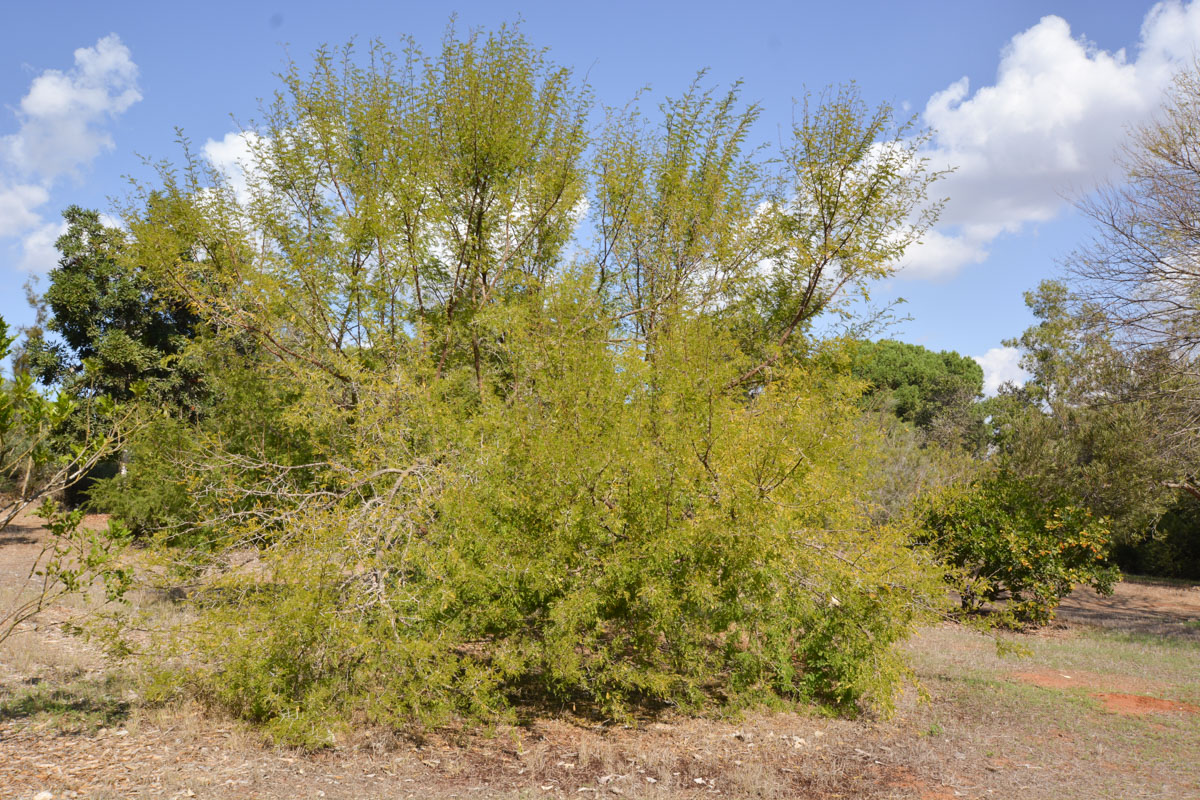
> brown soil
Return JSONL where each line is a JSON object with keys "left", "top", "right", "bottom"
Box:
{"left": 1093, "top": 693, "right": 1200, "bottom": 716}
{"left": 0, "top": 710, "right": 962, "bottom": 800}
{"left": 879, "top": 766, "right": 956, "bottom": 800}
{"left": 1055, "top": 580, "right": 1200, "bottom": 639}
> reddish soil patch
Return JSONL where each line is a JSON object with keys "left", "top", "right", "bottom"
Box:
{"left": 1010, "top": 671, "right": 1199, "bottom": 717}
{"left": 1009, "top": 669, "right": 1155, "bottom": 694}
{"left": 1093, "top": 693, "right": 1200, "bottom": 716}
{"left": 881, "top": 765, "right": 956, "bottom": 799}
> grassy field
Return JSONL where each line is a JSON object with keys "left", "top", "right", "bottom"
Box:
{"left": 2, "top": 518, "right": 1198, "bottom": 799}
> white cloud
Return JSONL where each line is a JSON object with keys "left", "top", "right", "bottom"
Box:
{"left": 2, "top": 34, "right": 141, "bottom": 180}
{"left": 901, "top": 1, "right": 1200, "bottom": 279}
{"left": 0, "top": 35, "right": 141, "bottom": 280}
{"left": 17, "top": 220, "right": 68, "bottom": 274}
{"left": 900, "top": 227, "right": 989, "bottom": 279}
{"left": 0, "top": 182, "right": 49, "bottom": 238}
{"left": 974, "top": 346, "right": 1028, "bottom": 395}
{"left": 203, "top": 131, "right": 264, "bottom": 205}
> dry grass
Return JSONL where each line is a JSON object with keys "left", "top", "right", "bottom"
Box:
{"left": 2, "top": 514, "right": 1199, "bottom": 799}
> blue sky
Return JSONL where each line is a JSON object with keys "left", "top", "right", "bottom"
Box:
{"left": 1, "top": 0, "right": 1192, "bottom": 389}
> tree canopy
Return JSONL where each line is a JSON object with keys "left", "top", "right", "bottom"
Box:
{"left": 23, "top": 205, "right": 204, "bottom": 411}
{"left": 851, "top": 339, "right": 985, "bottom": 449}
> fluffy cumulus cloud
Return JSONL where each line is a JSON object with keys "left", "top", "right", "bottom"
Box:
{"left": 973, "top": 346, "right": 1027, "bottom": 395}
{"left": 901, "top": 1, "right": 1200, "bottom": 279}
{"left": 0, "top": 183, "right": 49, "bottom": 239}
{"left": 3, "top": 34, "right": 141, "bottom": 180}
{"left": 17, "top": 220, "right": 69, "bottom": 274}
{"left": 0, "top": 35, "right": 140, "bottom": 273}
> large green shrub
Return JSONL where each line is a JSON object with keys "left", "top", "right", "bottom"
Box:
{"left": 166, "top": 291, "right": 942, "bottom": 744}
{"left": 119, "top": 26, "right": 945, "bottom": 742}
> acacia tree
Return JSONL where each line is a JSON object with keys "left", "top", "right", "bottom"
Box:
{"left": 123, "top": 27, "right": 946, "bottom": 741}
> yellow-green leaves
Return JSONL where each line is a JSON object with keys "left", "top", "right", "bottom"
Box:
{"left": 123, "top": 26, "right": 947, "bottom": 739}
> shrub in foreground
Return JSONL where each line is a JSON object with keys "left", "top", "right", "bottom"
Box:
{"left": 162, "top": 309, "right": 942, "bottom": 744}
{"left": 121, "top": 26, "right": 945, "bottom": 743}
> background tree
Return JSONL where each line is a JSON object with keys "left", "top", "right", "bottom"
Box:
{"left": 23, "top": 205, "right": 204, "bottom": 411}
{"left": 851, "top": 339, "right": 986, "bottom": 451}
{"left": 15, "top": 205, "right": 211, "bottom": 515}
{"left": 917, "top": 470, "right": 1118, "bottom": 625}
{"left": 1063, "top": 61, "right": 1200, "bottom": 502}
{"left": 965, "top": 279, "right": 1200, "bottom": 579}
{"left": 990, "top": 282, "right": 1174, "bottom": 540}
{"left": 979, "top": 63, "right": 1200, "bottom": 580}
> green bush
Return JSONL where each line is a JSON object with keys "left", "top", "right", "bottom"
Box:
{"left": 166, "top": 297, "right": 942, "bottom": 742}
{"left": 918, "top": 472, "right": 1119, "bottom": 624}
{"left": 85, "top": 423, "right": 191, "bottom": 536}
{"left": 121, "top": 26, "right": 946, "bottom": 742}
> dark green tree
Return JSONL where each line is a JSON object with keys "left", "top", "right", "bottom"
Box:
{"left": 851, "top": 339, "right": 986, "bottom": 450}
{"left": 992, "top": 282, "right": 1179, "bottom": 545}
{"left": 989, "top": 280, "right": 1200, "bottom": 577}
{"left": 23, "top": 206, "right": 204, "bottom": 412}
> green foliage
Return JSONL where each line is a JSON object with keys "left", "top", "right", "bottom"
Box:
{"left": 23, "top": 206, "right": 204, "bottom": 409}
{"left": 0, "top": 497, "right": 133, "bottom": 644}
{"left": 89, "top": 344, "right": 314, "bottom": 538}
{"left": 862, "top": 410, "right": 977, "bottom": 526}
{"left": 2, "top": 315, "right": 125, "bottom": 512}
{"left": 992, "top": 281, "right": 1182, "bottom": 550}
{"left": 85, "top": 416, "right": 194, "bottom": 535}
{"left": 173, "top": 312, "right": 939, "bottom": 739}
{"left": 1, "top": 323, "right": 74, "bottom": 494}
{"left": 1113, "top": 496, "right": 1200, "bottom": 580}
{"left": 1, "top": 314, "right": 137, "bottom": 646}
{"left": 918, "top": 471, "right": 1119, "bottom": 625}
{"left": 851, "top": 339, "right": 985, "bottom": 451}
{"left": 35, "top": 498, "right": 133, "bottom": 600}
{"left": 114, "top": 25, "right": 947, "bottom": 741}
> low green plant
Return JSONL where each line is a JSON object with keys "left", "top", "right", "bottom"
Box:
{"left": 1, "top": 316, "right": 135, "bottom": 646}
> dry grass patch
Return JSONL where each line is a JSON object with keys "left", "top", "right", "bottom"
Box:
{"left": 4, "top": 517, "right": 1200, "bottom": 799}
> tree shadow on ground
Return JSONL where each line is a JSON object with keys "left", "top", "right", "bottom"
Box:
{"left": 0, "top": 520, "right": 41, "bottom": 546}
{"left": 0, "top": 677, "right": 131, "bottom": 730}
{"left": 1056, "top": 579, "right": 1200, "bottom": 641}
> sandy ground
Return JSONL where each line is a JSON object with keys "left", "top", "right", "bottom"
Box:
{"left": 1055, "top": 578, "right": 1200, "bottom": 639}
